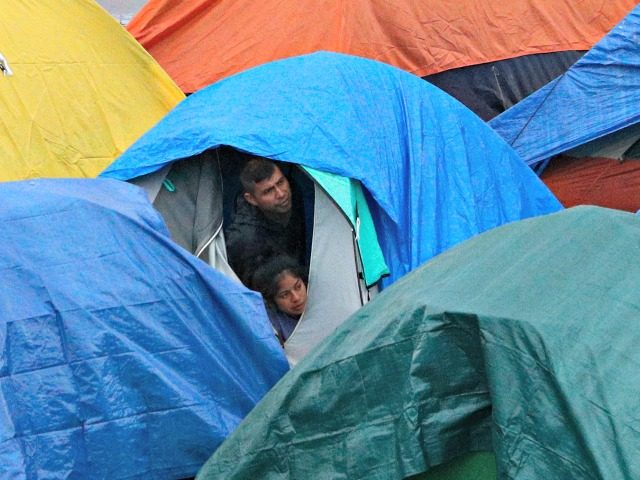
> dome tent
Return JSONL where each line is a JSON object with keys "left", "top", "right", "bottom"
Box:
{"left": 490, "top": 5, "right": 640, "bottom": 212}
{"left": 0, "top": 0, "right": 184, "bottom": 181}
{"left": 125, "top": 0, "right": 634, "bottom": 119}
{"left": 196, "top": 206, "right": 640, "bottom": 479}
{"left": 101, "top": 52, "right": 561, "bottom": 364}
{"left": 0, "top": 178, "right": 288, "bottom": 479}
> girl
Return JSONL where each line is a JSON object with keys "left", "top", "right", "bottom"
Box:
{"left": 250, "top": 254, "right": 308, "bottom": 345}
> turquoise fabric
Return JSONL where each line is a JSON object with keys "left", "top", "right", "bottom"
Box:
{"left": 304, "top": 166, "right": 389, "bottom": 286}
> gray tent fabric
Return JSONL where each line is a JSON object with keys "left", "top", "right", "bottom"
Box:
{"left": 151, "top": 153, "right": 223, "bottom": 257}
{"left": 196, "top": 206, "right": 640, "bottom": 480}
{"left": 284, "top": 184, "right": 367, "bottom": 365}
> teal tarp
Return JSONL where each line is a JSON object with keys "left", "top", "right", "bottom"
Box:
{"left": 197, "top": 206, "right": 640, "bottom": 479}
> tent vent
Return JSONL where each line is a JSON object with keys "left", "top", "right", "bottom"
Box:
{"left": 0, "top": 53, "right": 13, "bottom": 76}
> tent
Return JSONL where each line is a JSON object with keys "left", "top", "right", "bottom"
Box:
{"left": 0, "top": 178, "right": 288, "bottom": 479}
{"left": 196, "top": 205, "right": 640, "bottom": 480}
{"left": 101, "top": 51, "right": 562, "bottom": 364}
{"left": 125, "top": 0, "right": 634, "bottom": 119}
{"left": 490, "top": 5, "right": 640, "bottom": 212}
{"left": 0, "top": 0, "right": 184, "bottom": 181}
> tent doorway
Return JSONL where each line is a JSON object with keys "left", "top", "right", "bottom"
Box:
{"left": 131, "top": 147, "right": 386, "bottom": 364}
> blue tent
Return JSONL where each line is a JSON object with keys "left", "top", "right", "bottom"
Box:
{"left": 101, "top": 51, "right": 561, "bottom": 288}
{"left": 490, "top": 5, "right": 640, "bottom": 168}
{"left": 0, "top": 178, "right": 288, "bottom": 479}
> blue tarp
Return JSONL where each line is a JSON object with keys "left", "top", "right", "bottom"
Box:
{"left": 0, "top": 178, "right": 289, "bottom": 479}
{"left": 101, "top": 51, "right": 562, "bottom": 286}
{"left": 489, "top": 5, "right": 640, "bottom": 167}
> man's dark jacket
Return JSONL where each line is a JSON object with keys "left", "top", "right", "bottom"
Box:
{"left": 225, "top": 193, "right": 306, "bottom": 285}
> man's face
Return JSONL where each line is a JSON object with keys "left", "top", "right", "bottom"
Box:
{"left": 244, "top": 165, "right": 292, "bottom": 214}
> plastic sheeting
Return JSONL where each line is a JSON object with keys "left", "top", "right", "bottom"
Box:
{"left": 126, "top": 0, "right": 635, "bottom": 93}
{"left": 101, "top": 52, "right": 562, "bottom": 287}
{"left": 0, "top": 179, "right": 289, "bottom": 479}
{"left": 197, "top": 206, "right": 640, "bottom": 480}
{"left": 540, "top": 155, "right": 640, "bottom": 211}
{"left": 0, "top": 0, "right": 184, "bottom": 181}
{"left": 490, "top": 5, "right": 640, "bottom": 167}
{"left": 424, "top": 51, "right": 585, "bottom": 121}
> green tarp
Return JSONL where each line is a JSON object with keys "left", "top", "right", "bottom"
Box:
{"left": 197, "top": 206, "right": 640, "bottom": 479}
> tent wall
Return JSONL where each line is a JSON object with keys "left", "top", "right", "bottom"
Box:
{"left": 489, "top": 5, "right": 640, "bottom": 167}
{"left": 0, "top": 0, "right": 184, "bottom": 181}
{"left": 425, "top": 51, "right": 584, "bottom": 121}
{"left": 284, "top": 184, "right": 368, "bottom": 365}
{"left": 541, "top": 155, "right": 640, "bottom": 212}
{"left": 127, "top": 0, "right": 634, "bottom": 93}
{"left": 134, "top": 152, "right": 223, "bottom": 256}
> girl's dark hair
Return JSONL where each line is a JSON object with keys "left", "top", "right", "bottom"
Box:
{"left": 250, "top": 254, "right": 308, "bottom": 309}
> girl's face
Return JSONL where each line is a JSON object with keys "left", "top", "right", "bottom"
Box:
{"left": 274, "top": 272, "right": 307, "bottom": 316}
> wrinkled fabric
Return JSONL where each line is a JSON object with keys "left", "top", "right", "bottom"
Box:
{"left": 101, "top": 52, "right": 562, "bottom": 288}
{"left": 540, "top": 155, "right": 640, "bottom": 212}
{"left": 0, "top": 0, "right": 183, "bottom": 181}
{"left": 424, "top": 50, "right": 585, "bottom": 121}
{"left": 197, "top": 206, "right": 640, "bottom": 480}
{"left": 490, "top": 5, "right": 640, "bottom": 167}
{"left": 0, "top": 178, "right": 289, "bottom": 479}
{"left": 126, "top": 0, "right": 634, "bottom": 93}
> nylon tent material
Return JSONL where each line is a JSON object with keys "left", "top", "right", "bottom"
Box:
{"left": 196, "top": 205, "right": 640, "bottom": 480}
{"left": 424, "top": 50, "right": 586, "bottom": 121}
{"left": 127, "top": 0, "right": 634, "bottom": 95}
{"left": 0, "top": 0, "right": 184, "bottom": 181}
{"left": 490, "top": 5, "right": 640, "bottom": 167}
{"left": 0, "top": 178, "right": 289, "bottom": 479}
{"left": 489, "top": 5, "right": 640, "bottom": 211}
{"left": 101, "top": 51, "right": 562, "bottom": 288}
{"left": 538, "top": 154, "right": 640, "bottom": 211}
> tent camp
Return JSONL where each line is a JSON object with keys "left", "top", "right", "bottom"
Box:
{"left": 196, "top": 205, "right": 640, "bottom": 480}
{"left": 125, "top": 0, "right": 635, "bottom": 119}
{"left": 0, "top": 0, "right": 184, "bottom": 181}
{"left": 0, "top": 178, "right": 288, "bottom": 479}
{"left": 490, "top": 5, "right": 640, "bottom": 212}
{"left": 101, "top": 52, "right": 562, "bottom": 364}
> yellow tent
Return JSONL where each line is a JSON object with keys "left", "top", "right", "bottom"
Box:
{"left": 0, "top": 0, "right": 184, "bottom": 181}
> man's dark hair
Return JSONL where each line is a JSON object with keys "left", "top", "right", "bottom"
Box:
{"left": 240, "top": 157, "right": 277, "bottom": 193}
{"left": 250, "top": 254, "right": 308, "bottom": 309}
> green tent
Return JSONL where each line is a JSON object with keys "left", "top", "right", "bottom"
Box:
{"left": 197, "top": 206, "right": 640, "bottom": 479}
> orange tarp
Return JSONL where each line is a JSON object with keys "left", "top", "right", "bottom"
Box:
{"left": 128, "top": 0, "right": 636, "bottom": 93}
{"left": 542, "top": 156, "right": 640, "bottom": 212}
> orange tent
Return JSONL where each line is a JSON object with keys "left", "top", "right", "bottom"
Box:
{"left": 129, "top": 0, "right": 636, "bottom": 95}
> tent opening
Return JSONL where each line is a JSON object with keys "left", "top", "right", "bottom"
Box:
{"left": 130, "top": 146, "right": 387, "bottom": 364}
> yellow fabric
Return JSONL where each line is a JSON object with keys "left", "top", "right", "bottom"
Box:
{"left": 0, "top": 0, "right": 184, "bottom": 181}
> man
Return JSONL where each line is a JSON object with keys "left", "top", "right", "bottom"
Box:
{"left": 225, "top": 157, "right": 307, "bottom": 285}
